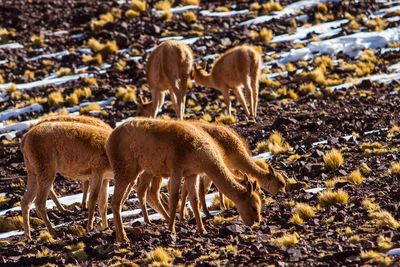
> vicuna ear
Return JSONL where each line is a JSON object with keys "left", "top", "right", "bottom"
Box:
{"left": 236, "top": 170, "right": 244, "bottom": 177}
{"left": 252, "top": 180, "right": 258, "bottom": 191}
{"left": 268, "top": 165, "right": 276, "bottom": 176}
{"left": 139, "top": 94, "right": 145, "bottom": 105}
{"left": 202, "top": 61, "right": 207, "bottom": 69}
{"left": 245, "top": 174, "right": 253, "bottom": 195}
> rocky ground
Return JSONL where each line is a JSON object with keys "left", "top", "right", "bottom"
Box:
{"left": 0, "top": 0, "right": 400, "bottom": 266}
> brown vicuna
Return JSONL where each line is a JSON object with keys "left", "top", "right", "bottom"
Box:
{"left": 36, "top": 115, "right": 112, "bottom": 211}
{"left": 192, "top": 45, "right": 262, "bottom": 118}
{"left": 20, "top": 121, "right": 113, "bottom": 240}
{"left": 134, "top": 121, "right": 286, "bottom": 222}
{"left": 136, "top": 40, "right": 193, "bottom": 119}
{"left": 106, "top": 118, "right": 261, "bottom": 242}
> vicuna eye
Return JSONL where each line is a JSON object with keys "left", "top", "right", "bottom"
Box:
{"left": 252, "top": 207, "right": 257, "bottom": 212}
{"left": 279, "top": 181, "right": 285, "bottom": 187}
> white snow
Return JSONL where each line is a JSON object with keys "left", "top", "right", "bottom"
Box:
{"left": 0, "top": 43, "right": 24, "bottom": 49}
{"left": 200, "top": 9, "right": 249, "bottom": 17}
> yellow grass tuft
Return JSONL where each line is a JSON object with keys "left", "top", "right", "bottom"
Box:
{"left": 347, "top": 169, "right": 363, "bottom": 184}
{"left": 298, "top": 82, "right": 316, "bottom": 95}
{"left": 0, "top": 28, "right": 15, "bottom": 44}
{"left": 348, "top": 20, "right": 360, "bottom": 30}
{"left": 37, "top": 230, "right": 55, "bottom": 243}
{"left": 250, "top": 28, "right": 273, "bottom": 43}
{"left": 183, "top": 11, "right": 196, "bottom": 23}
{"left": 370, "top": 210, "right": 400, "bottom": 229}
{"left": 389, "top": 161, "right": 400, "bottom": 174}
{"left": 125, "top": 9, "right": 140, "bottom": 19}
{"left": 325, "top": 177, "right": 347, "bottom": 188}
{"left": 260, "top": 1, "right": 283, "bottom": 15}
{"left": 271, "top": 232, "right": 299, "bottom": 247}
{"left": 154, "top": 0, "right": 171, "bottom": 10}
{"left": 30, "top": 35, "right": 45, "bottom": 47}
{"left": 361, "top": 250, "right": 393, "bottom": 267}
{"left": 215, "top": 6, "right": 230, "bottom": 12}
{"left": 131, "top": 0, "right": 146, "bottom": 12}
{"left": 213, "top": 215, "right": 224, "bottom": 224}
{"left": 68, "top": 225, "right": 86, "bottom": 236}
{"left": 289, "top": 214, "right": 304, "bottom": 224}
{"left": 182, "top": 0, "right": 199, "bottom": 5}
{"left": 158, "top": 11, "right": 173, "bottom": 20}
{"left": 347, "top": 235, "right": 360, "bottom": 243}
{"left": 144, "top": 247, "right": 173, "bottom": 266}
{"left": 82, "top": 53, "right": 102, "bottom": 65}
{"left": 294, "top": 203, "right": 315, "bottom": 220}
{"left": 79, "top": 104, "right": 100, "bottom": 114}
{"left": 215, "top": 114, "right": 235, "bottom": 125}
{"left": 0, "top": 215, "right": 23, "bottom": 232}
{"left": 362, "top": 198, "right": 381, "bottom": 214}
{"left": 377, "top": 235, "right": 392, "bottom": 252}
{"left": 318, "top": 189, "right": 348, "bottom": 207}
{"left": 0, "top": 240, "right": 10, "bottom": 246}
{"left": 360, "top": 162, "right": 372, "bottom": 176}
{"left": 317, "top": 3, "right": 328, "bottom": 13}
{"left": 24, "top": 70, "right": 35, "bottom": 81}
{"left": 323, "top": 148, "right": 344, "bottom": 171}
{"left": 48, "top": 91, "right": 64, "bottom": 108}
{"left": 256, "top": 131, "right": 291, "bottom": 155}
{"left": 365, "top": 18, "right": 388, "bottom": 31}
{"left": 57, "top": 67, "right": 71, "bottom": 77}
{"left": 210, "top": 193, "right": 235, "bottom": 210}
{"left": 113, "top": 59, "right": 127, "bottom": 72}
{"left": 115, "top": 86, "right": 137, "bottom": 102}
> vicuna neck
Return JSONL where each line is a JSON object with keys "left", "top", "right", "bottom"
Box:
{"left": 205, "top": 164, "right": 248, "bottom": 202}
{"left": 195, "top": 70, "right": 216, "bottom": 88}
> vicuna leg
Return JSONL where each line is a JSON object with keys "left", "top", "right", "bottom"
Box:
{"left": 168, "top": 175, "right": 182, "bottom": 233}
{"left": 34, "top": 166, "right": 57, "bottom": 237}
{"left": 49, "top": 186, "right": 67, "bottom": 212}
{"left": 151, "top": 88, "right": 166, "bottom": 118}
{"left": 136, "top": 172, "right": 154, "bottom": 225}
{"left": 86, "top": 172, "right": 103, "bottom": 232}
{"left": 232, "top": 87, "right": 251, "bottom": 117}
{"left": 199, "top": 176, "right": 212, "bottom": 218}
{"left": 221, "top": 87, "right": 232, "bottom": 116}
{"left": 111, "top": 163, "right": 141, "bottom": 242}
{"left": 147, "top": 176, "right": 170, "bottom": 222}
{"left": 98, "top": 179, "right": 110, "bottom": 230}
{"left": 21, "top": 165, "right": 38, "bottom": 241}
{"left": 186, "top": 175, "right": 206, "bottom": 233}
{"left": 81, "top": 180, "right": 89, "bottom": 210}
{"left": 244, "top": 76, "right": 255, "bottom": 118}
{"left": 180, "top": 181, "right": 189, "bottom": 220}
{"left": 251, "top": 73, "right": 259, "bottom": 118}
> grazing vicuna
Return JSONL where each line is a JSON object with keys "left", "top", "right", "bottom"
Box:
{"left": 134, "top": 121, "right": 286, "bottom": 222}
{"left": 192, "top": 45, "right": 262, "bottom": 118}
{"left": 136, "top": 40, "right": 193, "bottom": 119}
{"left": 106, "top": 118, "right": 261, "bottom": 242}
{"left": 36, "top": 115, "right": 112, "bottom": 211}
{"left": 20, "top": 121, "right": 113, "bottom": 240}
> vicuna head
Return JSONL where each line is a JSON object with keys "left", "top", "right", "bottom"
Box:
{"left": 236, "top": 174, "right": 262, "bottom": 226}
{"left": 136, "top": 95, "right": 154, "bottom": 117}
{"left": 192, "top": 62, "right": 207, "bottom": 83}
{"left": 261, "top": 165, "right": 286, "bottom": 195}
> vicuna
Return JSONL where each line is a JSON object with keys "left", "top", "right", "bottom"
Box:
{"left": 137, "top": 40, "right": 193, "bottom": 119}
{"left": 192, "top": 45, "right": 262, "bottom": 118}
{"left": 106, "top": 118, "right": 261, "bottom": 242}
{"left": 20, "top": 121, "right": 113, "bottom": 240}
{"left": 36, "top": 115, "right": 112, "bottom": 211}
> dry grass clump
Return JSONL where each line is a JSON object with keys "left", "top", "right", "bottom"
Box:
{"left": 182, "top": 0, "right": 199, "bottom": 5}
{"left": 115, "top": 86, "right": 137, "bottom": 102}
{"left": 87, "top": 38, "right": 118, "bottom": 57}
{"left": 348, "top": 20, "right": 360, "bottom": 30}
{"left": 250, "top": 28, "right": 274, "bottom": 43}
{"left": 90, "top": 12, "right": 114, "bottom": 31}
{"left": 377, "top": 235, "right": 392, "bottom": 252}
{"left": 347, "top": 168, "right": 363, "bottom": 184}
{"left": 361, "top": 250, "right": 393, "bottom": 267}
{"left": 183, "top": 11, "right": 196, "bottom": 23}
{"left": 215, "top": 6, "right": 230, "bottom": 12}
{"left": 66, "top": 87, "right": 91, "bottom": 106}
{"left": 0, "top": 28, "right": 15, "bottom": 43}
{"left": 131, "top": 0, "right": 146, "bottom": 12}
{"left": 154, "top": 0, "right": 172, "bottom": 10}
{"left": 365, "top": 18, "right": 388, "bottom": 31}
{"left": 144, "top": 247, "right": 173, "bottom": 266}
{"left": 210, "top": 193, "right": 235, "bottom": 210}
{"left": 202, "top": 114, "right": 212, "bottom": 122}
{"left": 318, "top": 189, "right": 348, "bottom": 207}
{"left": 24, "top": 70, "right": 35, "bottom": 81}
{"left": 260, "top": 76, "right": 281, "bottom": 87}
{"left": 317, "top": 3, "right": 328, "bottom": 13}
{"left": 260, "top": 1, "right": 283, "bottom": 15}
{"left": 360, "top": 162, "right": 372, "bottom": 176}
{"left": 347, "top": 235, "right": 360, "bottom": 243}
{"left": 68, "top": 225, "right": 86, "bottom": 236}
{"left": 0, "top": 215, "right": 23, "bottom": 232}
{"left": 82, "top": 77, "right": 97, "bottom": 85}
{"left": 30, "top": 34, "right": 45, "bottom": 48}
{"left": 289, "top": 213, "right": 304, "bottom": 224}
{"left": 48, "top": 91, "right": 64, "bottom": 108}
{"left": 57, "top": 67, "right": 72, "bottom": 77}
{"left": 37, "top": 230, "right": 55, "bottom": 243}
{"left": 113, "top": 59, "right": 127, "bottom": 72}
{"left": 294, "top": 203, "right": 315, "bottom": 220}
{"left": 323, "top": 148, "right": 344, "bottom": 171}
{"left": 370, "top": 210, "right": 400, "bottom": 229}
{"left": 82, "top": 53, "right": 102, "bottom": 65}
{"left": 271, "top": 232, "right": 299, "bottom": 247}
{"left": 256, "top": 131, "right": 291, "bottom": 155}
{"left": 389, "top": 161, "right": 400, "bottom": 174}
{"left": 158, "top": 11, "right": 173, "bottom": 21}
{"left": 79, "top": 103, "right": 100, "bottom": 114}
{"left": 215, "top": 114, "right": 235, "bottom": 125}
{"left": 299, "top": 82, "right": 316, "bottom": 95}
{"left": 125, "top": 9, "right": 140, "bottom": 19}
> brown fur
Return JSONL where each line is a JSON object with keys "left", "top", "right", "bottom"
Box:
{"left": 192, "top": 45, "right": 262, "bottom": 118}
{"left": 36, "top": 115, "right": 112, "bottom": 211}
{"left": 20, "top": 121, "right": 113, "bottom": 240}
{"left": 106, "top": 118, "right": 261, "bottom": 242}
{"left": 137, "top": 40, "right": 193, "bottom": 119}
